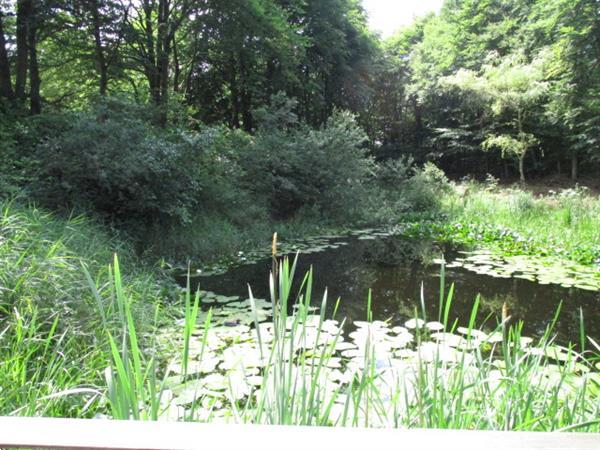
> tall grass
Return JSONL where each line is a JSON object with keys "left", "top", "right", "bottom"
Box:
{"left": 92, "top": 254, "right": 600, "bottom": 431}
{"left": 444, "top": 183, "right": 600, "bottom": 263}
{"left": 141, "top": 210, "right": 337, "bottom": 264}
{"left": 0, "top": 201, "right": 161, "bottom": 417}
{"left": 1, "top": 200, "right": 599, "bottom": 430}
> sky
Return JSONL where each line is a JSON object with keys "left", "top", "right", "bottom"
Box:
{"left": 362, "top": 0, "right": 444, "bottom": 38}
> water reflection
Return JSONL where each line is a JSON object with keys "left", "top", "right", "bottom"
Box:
{"left": 191, "top": 236, "right": 600, "bottom": 344}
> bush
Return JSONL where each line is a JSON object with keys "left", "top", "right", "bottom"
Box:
{"left": 0, "top": 110, "right": 74, "bottom": 198}
{"left": 364, "top": 159, "right": 451, "bottom": 222}
{"left": 31, "top": 100, "right": 204, "bottom": 226}
{"left": 403, "top": 162, "right": 451, "bottom": 211}
{"left": 178, "top": 125, "right": 267, "bottom": 225}
{"left": 239, "top": 97, "right": 372, "bottom": 221}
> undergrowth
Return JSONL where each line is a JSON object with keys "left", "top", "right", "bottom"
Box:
{"left": 412, "top": 183, "right": 600, "bottom": 265}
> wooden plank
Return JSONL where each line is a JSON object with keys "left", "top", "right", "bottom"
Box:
{"left": 0, "top": 417, "right": 599, "bottom": 450}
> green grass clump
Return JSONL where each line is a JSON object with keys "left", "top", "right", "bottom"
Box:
{"left": 141, "top": 209, "right": 338, "bottom": 265}
{"left": 0, "top": 200, "right": 163, "bottom": 416}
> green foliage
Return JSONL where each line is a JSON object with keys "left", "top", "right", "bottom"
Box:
{"left": 482, "top": 133, "right": 539, "bottom": 160}
{"left": 0, "top": 200, "right": 163, "bottom": 416}
{"left": 441, "top": 52, "right": 550, "bottom": 180}
{"left": 401, "top": 162, "right": 451, "bottom": 213}
{"left": 239, "top": 100, "right": 372, "bottom": 220}
{"left": 429, "top": 183, "right": 600, "bottom": 265}
{"left": 30, "top": 101, "right": 203, "bottom": 225}
{"left": 377, "top": 0, "right": 599, "bottom": 180}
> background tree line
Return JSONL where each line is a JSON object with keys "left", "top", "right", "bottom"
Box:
{"left": 0, "top": 0, "right": 376, "bottom": 127}
{"left": 0, "top": 0, "right": 598, "bottom": 248}
{"left": 375, "top": 0, "right": 599, "bottom": 181}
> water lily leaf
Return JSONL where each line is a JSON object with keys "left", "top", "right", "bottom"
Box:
{"left": 171, "top": 380, "right": 225, "bottom": 405}
{"left": 168, "top": 356, "right": 220, "bottom": 375}
{"left": 395, "top": 349, "right": 417, "bottom": 359}
{"left": 405, "top": 318, "right": 425, "bottom": 330}
{"left": 430, "top": 332, "right": 468, "bottom": 348}
{"left": 391, "top": 326, "right": 410, "bottom": 335}
{"left": 214, "top": 295, "right": 240, "bottom": 304}
{"left": 456, "top": 327, "right": 488, "bottom": 340}
{"left": 387, "top": 334, "right": 414, "bottom": 348}
{"left": 220, "top": 344, "right": 269, "bottom": 370}
{"left": 417, "top": 342, "right": 466, "bottom": 363}
{"left": 354, "top": 320, "right": 389, "bottom": 329}
{"left": 425, "top": 321, "right": 445, "bottom": 332}
{"left": 485, "top": 332, "right": 504, "bottom": 344}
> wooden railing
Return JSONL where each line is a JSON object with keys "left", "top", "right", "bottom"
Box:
{"left": 1, "top": 417, "right": 600, "bottom": 450}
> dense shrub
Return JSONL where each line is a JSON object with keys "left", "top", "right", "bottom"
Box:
{"left": 31, "top": 100, "right": 204, "bottom": 226}
{"left": 365, "top": 159, "right": 451, "bottom": 222}
{"left": 2, "top": 95, "right": 449, "bottom": 261}
{"left": 366, "top": 157, "right": 415, "bottom": 222}
{"left": 0, "top": 114, "right": 20, "bottom": 198}
{"left": 179, "top": 125, "right": 267, "bottom": 225}
{"left": 404, "top": 162, "right": 452, "bottom": 211}
{"left": 239, "top": 96, "right": 372, "bottom": 221}
{"left": 0, "top": 110, "right": 75, "bottom": 198}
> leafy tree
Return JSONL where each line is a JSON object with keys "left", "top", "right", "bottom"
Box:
{"left": 443, "top": 51, "right": 549, "bottom": 182}
{"left": 238, "top": 94, "right": 371, "bottom": 220}
{"left": 536, "top": 0, "right": 600, "bottom": 179}
{"left": 122, "top": 0, "right": 195, "bottom": 125}
{"left": 184, "top": 0, "right": 302, "bottom": 130}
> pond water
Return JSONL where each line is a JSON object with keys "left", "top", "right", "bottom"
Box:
{"left": 190, "top": 235, "right": 600, "bottom": 344}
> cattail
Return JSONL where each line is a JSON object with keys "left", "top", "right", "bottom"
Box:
{"left": 271, "top": 232, "right": 278, "bottom": 258}
{"left": 501, "top": 301, "right": 510, "bottom": 345}
{"left": 271, "top": 232, "right": 279, "bottom": 305}
{"left": 502, "top": 302, "right": 510, "bottom": 324}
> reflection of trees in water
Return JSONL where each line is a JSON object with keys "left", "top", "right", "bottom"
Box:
{"left": 477, "top": 292, "right": 522, "bottom": 327}
{"left": 194, "top": 236, "right": 600, "bottom": 343}
{"left": 362, "top": 236, "right": 442, "bottom": 267}
{"left": 328, "top": 265, "right": 379, "bottom": 327}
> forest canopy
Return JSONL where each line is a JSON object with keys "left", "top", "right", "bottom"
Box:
{"left": 0, "top": 0, "right": 599, "bottom": 226}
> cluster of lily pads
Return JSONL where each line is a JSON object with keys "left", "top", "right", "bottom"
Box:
{"left": 183, "top": 222, "right": 600, "bottom": 298}
{"left": 437, "top": 249, "right": 600, "bottom": 292}
{"left": 183, "top": 228, "right": 400, "bottom": 277}
{"left": 401, "top": 220, "right": 600, "bottom": 267}
{"left": 154, "top": 283, "right": 600, "bottom": 427}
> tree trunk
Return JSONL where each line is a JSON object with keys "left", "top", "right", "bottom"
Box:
{"left": 157, "top": 37, "right": 170, "bottom": 126}
{"left": 239, "top": 52, "right": 253, "bottom": 132}
{"left": 517, "top": 112, "right": 526, "bottom": 183}
{"left": 142, "top": 0, "right": 159, "bottom": 105}
{"left": 0, "top": 11, "right": 14, "bottom": 100}
{"left": 412, "top": 96, "right": 423, "bottom": 147}
{"left": 155, "top": 0, "right": 170, "bottom": 126}
{"left": 571, "top": 152, "right": 578, "bottom": 181}
{"left": 15, "top": 0, "right": 31, "bottom": 101}
{"left": 90, "top": 0, "right": 108, "bottom": 96}
{"left": 518, "top": 152, "right": 526, "bottom": 183}
{"left": 172, "top": 35, "right": 180, "bottom": 93}
{"left": 229, "top": 54, "right": 240, "bottom": 128}
{"left": 28, "top": 8, "right": 41, "bottom": 115}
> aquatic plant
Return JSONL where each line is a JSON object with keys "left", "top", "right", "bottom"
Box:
{"left": 143, "top": 256, "right": 600, "bottom": 430}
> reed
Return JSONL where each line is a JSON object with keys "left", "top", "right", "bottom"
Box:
{"left": 1, "top": 201, "right": 598, "bottom": 430}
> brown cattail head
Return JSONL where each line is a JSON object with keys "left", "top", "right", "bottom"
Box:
{"left": 502, "top": 302, "right": 510, "bottom": 324}
{"left": 272, "top": 232, "right": 278, "bottom": 258}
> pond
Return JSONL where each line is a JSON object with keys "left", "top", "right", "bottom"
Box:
{"left": 188, "top": 233, "right": 600, "bottom": 345}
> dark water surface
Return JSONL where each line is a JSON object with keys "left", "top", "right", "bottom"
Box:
{"left": 191, "top": 236, "right": 600, "bottom": 344}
